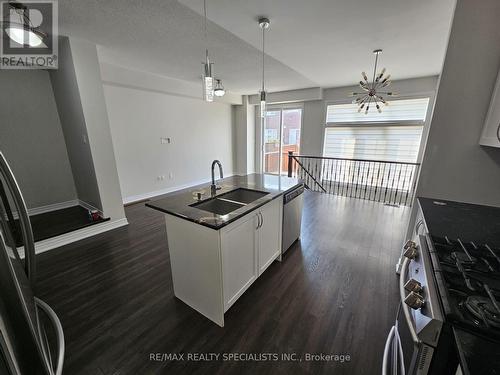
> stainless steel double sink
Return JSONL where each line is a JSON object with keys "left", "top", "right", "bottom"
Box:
{"left": 190, "top": 188, "right": 269, "bottom": 215}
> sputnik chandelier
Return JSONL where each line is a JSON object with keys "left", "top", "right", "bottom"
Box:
{"left": 349, "top": 49, "right": 397, "bottom": 114}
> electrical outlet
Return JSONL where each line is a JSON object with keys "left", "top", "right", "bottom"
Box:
{"left": 160, "top": 137, "right": 172, "bottom": 144}
{"left": 82, "top": 134, "right": 88, "bottom": 144}
{"left": 168, "top": 172, "right": 173, "bottom": 179}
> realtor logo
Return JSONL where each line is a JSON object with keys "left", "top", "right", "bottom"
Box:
{"left": 0, "top": 0, "right": 58, "bottom": 69}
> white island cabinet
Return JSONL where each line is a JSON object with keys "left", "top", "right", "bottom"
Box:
{"left": 164, "top": 197, "right": 282, "bottom": 327}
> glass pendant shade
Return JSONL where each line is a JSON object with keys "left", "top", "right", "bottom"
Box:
{"left": 202, "top": 57, "right": 214, "bottom": 102}
{"left": 5, "top": 24, "right": 44, "bottom": 47}
{"left": 260, "top": 91, "right": 266, "bottom": 118}
{"left": 214, "top": 79, "right": 225, "bottom": 97}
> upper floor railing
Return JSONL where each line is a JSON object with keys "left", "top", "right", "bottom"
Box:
{"left": 287, "top": 152, "right": 420, "bottom": 206}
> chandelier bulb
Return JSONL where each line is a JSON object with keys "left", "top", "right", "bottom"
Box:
{"left": 362, "top": 72, "right": 368, "bottom": 81}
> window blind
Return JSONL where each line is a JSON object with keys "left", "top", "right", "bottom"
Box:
{"left": 326, "top": 98, "right": 430, "bottom": 124}
{"left": 323, "top": 126, "right": 423, "bottom": 163}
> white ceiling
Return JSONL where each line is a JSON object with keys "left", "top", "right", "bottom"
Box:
{"left": 57, "top": 0, "right": 455, "bottom": 95}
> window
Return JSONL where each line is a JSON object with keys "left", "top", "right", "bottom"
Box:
{"left": 263, "top": 107, "right": 302, "bottom": 175}
{"left": 323, "top": 98, "right": 429, "bottom": 163}
{"left": 326, "top": 98, "right": 429, "bottom": 125}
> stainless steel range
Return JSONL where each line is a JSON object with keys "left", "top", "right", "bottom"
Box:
{"left": 385, "top": 198, "right": 500, "bottom": 375}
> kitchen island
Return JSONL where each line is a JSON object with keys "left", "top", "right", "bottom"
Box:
{"left": 146, "top": 174, "right": 303, "bottom": 326}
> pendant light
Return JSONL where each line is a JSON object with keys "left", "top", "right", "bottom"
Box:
{"left": 349, "top": 49, "right": 398, "bottom": 114}
{"left": 202, "top": 0, "right": 214, "bottom": 102}
{"left": 258, "top": 18, "right": 270, "bottom": 118}
{"left": 3, "top": 2, "right": 46, "bottom": 47}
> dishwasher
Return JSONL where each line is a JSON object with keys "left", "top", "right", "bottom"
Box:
{"left": 282, "top": 185, "right": 304, "bottom": 254}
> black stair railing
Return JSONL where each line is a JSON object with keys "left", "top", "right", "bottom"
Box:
{"left": 288, "top": 151, "right": 420, "bottom": 207}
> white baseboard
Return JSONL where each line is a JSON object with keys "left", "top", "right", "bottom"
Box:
{"left": 12, "top": 199, "right": 79, "bottom": 219}
{"left": 78, "top": 199, "right": 103, "bottom": 216}
{"left": 17, "top": 218, "right": 129, "bottom": 257}
{"left": 123, "top": 174, "right": 235, "bottom": 204}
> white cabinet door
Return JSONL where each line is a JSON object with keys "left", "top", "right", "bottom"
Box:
{"left": 480, "top": 69, "right": 500, "bottom": 147}
{"left": 220, "top": 213, "right": 258, "bottom": 311}
{"left": 258, "top": 198, "right": 282, "bottom": 275}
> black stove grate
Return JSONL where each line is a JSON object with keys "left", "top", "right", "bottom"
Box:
{"left": 429, "top": 235, "right": 500, "bottom": 339}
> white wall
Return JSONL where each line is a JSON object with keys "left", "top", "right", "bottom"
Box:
{"left": 0, "top": 70, "right": 77, "bottom": 209}
{"left": 102, "top": 66, "right": 234, "bottom": 203}
{"left": 50, "top": 37, "right": 102, "bottom": 211}
{"left": 416, "top": 0, "right": 500, "bottom": 206}
{"left": 233, "top": 96, "right": 255, "bottom": 175}
{"left": 68, "top": 38, "right": 127, "bottom": 221}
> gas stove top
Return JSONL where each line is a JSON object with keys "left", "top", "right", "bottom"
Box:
{"left": 408, "top": 198, "right": 500, "bottom": 374}
{"left": 429, "top": 236, "right": 500, "bottom": 338}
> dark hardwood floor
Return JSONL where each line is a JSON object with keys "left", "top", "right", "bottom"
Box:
{"left": 36, "top": 191, "right": 410, "bottom": 375}
{"left": 14, "top": 205, "right": 108, "bottom": 246}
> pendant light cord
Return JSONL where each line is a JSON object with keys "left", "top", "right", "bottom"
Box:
{"left": 203, "top": 0, "right": 209, "bottom": 61}
{"left": 261, "top": 26, "right": 265, "bottom": 92}
{"left": 372, "top": 52, "right": 379, "bottom": 88}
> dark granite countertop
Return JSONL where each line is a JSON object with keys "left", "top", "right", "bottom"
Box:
{"left": 146, "top": 174, "right": 303, "bottom": 230}
{"left": 418, "top": 197, "right": 500, "bottom": 247}
{"left": 453, "top": 327, "right": 500, "bottom": 375}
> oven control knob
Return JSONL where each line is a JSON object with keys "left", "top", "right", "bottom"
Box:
{"left": 404, "top": 240, "right": 417, "bottom": 249}
{"left": 404, "top": 292, "right": 425, "bottom": 310}
{"left": 403, "top": 245, "right": 418, "bottom": 260}
{"left": 404, "top": 279, "right": 423, "bottom": 293}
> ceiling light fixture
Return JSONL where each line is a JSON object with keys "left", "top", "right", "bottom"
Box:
{"left": 258, "top": 17, "right": 269, "bottom": 118}
{"left": 3, "top": 2, "right": 46, "bottom": 47}
{"left": 201, "top": 0, "right": 214, "bottom": 102}
{"left": 214, "top": 79, "right": 225, "bottom": 97}
{"left": 349, "top": 49, "right": 397, "bottom": 114}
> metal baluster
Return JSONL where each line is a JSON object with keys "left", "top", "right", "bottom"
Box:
{"left": 392, "top": 163, "right": 398, "bottom": 204}
{"left": 320, "top": 160, "right": 328, "bottom": 192}
{"left": 352, "top": 161, "right": 360, "bottom": 198}
{"left": 383, "top": 163, "right": 391, "bottom": 203}
{"left": 403, "top": 165, "right": 413, "bottom": 206}
{"left": 364, "top": 161, "right": 369, "bottom": 199}
{"left": 356, "top": 161, "right": 362, "bottom": 199}
{"left": 369, "top": 162, "right": 375, "bottom": 200}
{"left": 393, "top": 164, "right": 402, "bottom": 205}
{"left": 338, "top": 159, "right": 343, "bottom": 195}
{"left": 398, "top": 164, "right": 408, "bottom": 206}
{"left": 350, "top": 159, "right": 354, "bottom": 197}
{"left": 306, "top": 159, "right": 310, "bottom": 190}
{"left": 340, "top": 160, "right": 347, "bottom": 196}
{"left": 377, "top": 162, "right": 384, "bottom": 202}
{"left": 328, "top": 159, "right": 332, "bottom": 194}
{"left": 333, "top": 159, "right": 338, "bottom": 195}
{"left": 373, "top": 162, "right": 380, "bottom": 201}
{"left": 363, "top": 161, "right": 370, "bottom": 200}
{"left": 409, "top": 165, "right": 419, "bottom": 206}
{"left": 314, "top": 160, "right": 319, "bottom": 192}
{"left": 358, "top": 161, "right": 365, "bottom": 199}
